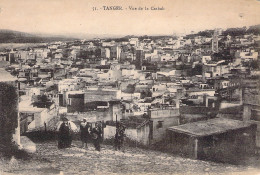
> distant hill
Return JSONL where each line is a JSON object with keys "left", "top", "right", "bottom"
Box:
{"left": 222, "top": 24, "right": 260, "bottom": 36}
{"left": 0, "top": 29, "right": 78, "bottom": 43}
{"left": 184, "top": 24, "right": 260, "bottom": 39}
{"left": 104, "top": 35, "right": 172, "bottom": 42}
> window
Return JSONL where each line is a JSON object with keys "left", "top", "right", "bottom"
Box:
{"left": 157, "top": 121, "right": 163, "bottom": 129}
{"left": 67, "top": 99, "right": 71, "bottom": 105}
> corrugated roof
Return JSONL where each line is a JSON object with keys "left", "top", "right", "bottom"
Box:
{"left": 168, "top": 118, "right": 254, "bottom": 137}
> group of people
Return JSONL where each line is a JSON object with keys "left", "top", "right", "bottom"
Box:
{"left": 58, "top": 118, "right": 126, "bottom": 152}
{"left": 79, "top": 119, "right": 102, "bottom": 151}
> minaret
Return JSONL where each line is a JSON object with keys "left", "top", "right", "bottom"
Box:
{"left": 212, "top": 29, "right": 219, "bottom": 53}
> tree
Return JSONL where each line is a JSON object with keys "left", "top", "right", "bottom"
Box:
{"left": 32, "top": 95, "right": 53, "bottom": 108}
{"left": 197, "top": 30, "right": 214, "bottom": 37}
{"left": 95, "top": 48, "right": 101, "bottom": 57}
{"left": 222, "top": 27, "right": 246, "bottom": 36}
{"left": 192, "top": 64, "right": 203, "bottom": 75}
{"left": 251, "top": 60, "right": 260, "bottom": 70}
{"left": 124, "top": 84, "right": 135, "bottom": 93}
{"left": 0, "top": 82, "right": 18, "bottom": 156}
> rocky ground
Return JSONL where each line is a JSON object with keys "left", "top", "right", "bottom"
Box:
{"left": 0, "top": 141, "right": 260, "bottom": 175}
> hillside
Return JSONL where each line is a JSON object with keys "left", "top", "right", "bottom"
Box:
{"left": 185, "top": 24, "right": 260, "bottom": 39}
{"left": 0, "top": 30, "right": 78, "bottom": 43}
{"left": 1, "top": 140, "right": 258, "bottom": 175}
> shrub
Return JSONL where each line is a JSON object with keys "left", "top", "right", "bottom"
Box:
{"left": 0, "top": 141, "right": 31, "bottom": 160}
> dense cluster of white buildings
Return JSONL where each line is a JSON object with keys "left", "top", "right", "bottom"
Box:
{"left": 1, "top": 28, "right": 260, "bottom": 150}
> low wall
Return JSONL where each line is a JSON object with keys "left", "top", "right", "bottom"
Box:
{"left": 180, "top": 106, "right": 217, "bottom": 115}
{"left": 66, "top": 110, "right": 111, "bottom": 122}
{"left": 220, "top": 102, "right": 241, "bottom": 109}
{"left": 104, "top": 126, "right": 138, "bottom": 141}
{"left": 149, "top": 108, "right": 179, "bottom": 118}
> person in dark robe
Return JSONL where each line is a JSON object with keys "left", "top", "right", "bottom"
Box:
{"left": 80, "top": 119, "right": 90, "bottom": 149}
{"left": 91, "top": 123, "right": 101, "bottom": 151}
{"left": 58, "top": 120, "right": 71, "bottom": 149}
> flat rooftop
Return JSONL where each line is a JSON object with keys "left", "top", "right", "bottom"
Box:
{"left": 168, "top": 118, "right": 254, "bottom": 137}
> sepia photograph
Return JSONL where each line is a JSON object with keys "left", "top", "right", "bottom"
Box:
{"left": 0, "top": 0, "right": 260, "bottom": 174}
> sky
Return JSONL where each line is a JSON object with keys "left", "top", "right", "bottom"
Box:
{"left": 0, "top": 0, "right": 260, "bottom": 36}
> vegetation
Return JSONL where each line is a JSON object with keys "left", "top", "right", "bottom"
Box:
{"left": 242, "top": 60, "right": 260, "bottom": 70}
{"left": 104, "top": 35, "right": 172, "bottom": 43}
{"left": 185, "top": 30, "right": 214, "bottom": 39}
{"left": 185, "top": 24, "right": 260, "bottom": 39}
{"left": 222, "top": 25, "right": 260, "bottom": 36}
{"left": 124, "top": 84, "right": 136, "bottom": 93}
{"left": 0, "top": 82, "right": 29, "bottom": 159}
{"left": 192, "top": 64, "right": 203, "bottom": 75}
{"left": 32, "top": 95, "right": 53, "bottom": 108}
{"left": 222, "top": 27, "right": 247, "bottom": 36}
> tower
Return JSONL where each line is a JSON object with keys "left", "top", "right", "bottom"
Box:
{"left": 212, "top": 29, "right": 219, "bottom": 53}
{"left": 135, "top": 49, "right": 144, "bottom": 70}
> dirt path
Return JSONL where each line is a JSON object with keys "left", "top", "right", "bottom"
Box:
{"left": 1, "top": 141, "right": 259, "bottom": 175}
